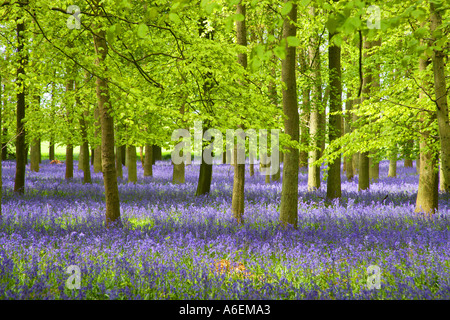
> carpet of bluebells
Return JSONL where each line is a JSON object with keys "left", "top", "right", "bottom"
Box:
{"left": 1, "top": 159, "right": 450, "bottom": 300}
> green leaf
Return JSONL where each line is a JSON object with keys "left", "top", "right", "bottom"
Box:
{"left": 281, "top": 1, "right": 293, "bottom": 16}
{"left": 286, "top": 36, "right": 300, "bottom": 47}
{"left": 137, "top": 23, "right": 149, "bottom": 38}
{"left": 169, "top": 13, "right": 181, "bottom": 23}
{"left": 233, "top": 13, "right": 244, "bottom": 22}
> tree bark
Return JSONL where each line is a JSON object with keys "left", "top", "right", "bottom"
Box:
{"left": 14, "top": 18, "right": 27, "bottom": 193}
{"left": 65, "top": 80, "right": 74, "bottom": 180}
{"left": 78, "top": 99, "right": 91, "bottom": 184}
{"left": 415, "top": 51, "right": 438, "bottom": 215}
{"left": 78, "top": 144, "right": 84, "bottom": 170}
{"left": 358, "top": 39, "right": 372, "bottom": 191}
{"left": 93, "top": 106, "right": 102, "bottom": 173}
{"left": 299, "top": 48, "right": 310, "bottom": 169}
{"left": 388, "top": 145, "right": 397, "bottom": 178}
{"left": 93, "top": 27, "right": 121, "bottom": 227}
{"left": 30, "top": 138, "right": 40, "bottom": 172}
{"left": 430, "top": 2, "right": 450, "bottom": 194}
{"left": 144, "top": 144, "right": 153, "bottom": 177}
{"left": 326, "top": 31, "right": 342, "bottom": 199}
{"left": 279, "top": 1, "right": 299, "bottom": 228}
{"left": 115, "top": 144, "right": 123, "bottom": 180}
{"left": 307, "top": 7, "right": 322, "bottom": 191}
{"left": 120, "top": 145, "right": 126, "bottom": 166}
{"left": 344, "top": 92, "right": 354, "bottom": 181}
{"left": 65, "top": 144, "right": 73, "bottom": 180}
{"left": 231, "top": 1, "right": 247, "bottom": 224}
{"left": 195, "top": 144, "right": 213, "bottom": 196}
{"left": 126, "top": 145, "right": 137, "bottom": 183}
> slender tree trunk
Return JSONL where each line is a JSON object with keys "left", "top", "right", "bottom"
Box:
{"left": 405, "top": 159, "right": 413, "bottom": 167}
{"left": 231, "top": 1, "right": 247, "bottom": 224}
{"left": 115, "top": 145, "right": 123, "bottom": 180}
{"left": 139, "top": 146, "right": 144, "bottom": 168}
{"left": 144, "top": 144, "right": 153, "bottom": 177}
{"left": 91, "top": 146, "right": 94, "bottom": 165}
{"left": 78, "top": 145, "right": 84, "bottom": 170}
{"left": 65, "top": 80, "right": 74, "bottom": 180}
{"left": 440, "top": 155, "right": 446, "bottom": 192}
{"left": 126, "top": 145, "right": 137, "bottom": 183}
{"left": 65, "top": 145, "right": 73, "bottom": 180}
{"left": 49, "top": 139, "right": 55, "bottom": 161}
{"left": 173, "top": 102, "right": 186, "bottom": 183}
{"left": 93, "top": 27, "right": 121, "bottom": 227}
{"left": 93, "top": 106, "right": 102, "bottom": 173}
{"left": 30, "top": 95, "right": 40, "bottom": 172}
{"left": 195, "top": 146, "right": 213, "bottom": 196}
{"left": 0, "top": 76, "right": 2, "bottom": 216}
{"left": 38, "top": 138, "right": 41, "bottom": 164}
{"left": 154, "top": 145, "right": 162, "bottom": 161}
{"left": 14, "top": 18, "right": 27, "bottom": 193}
{"left": 30, "top": 138, "right": 39, "bottom": 172}
{"left": 388, "top": 145, "right": 397, "bottom": 178}
{"left": 415, "top": 50, "right": 438, "bottom": 215}
{"left": 345, "top": 93, "right": 354, "bottom": 181}
{"left": 1, "top": 127, "right": 7, "bottom": 161}
{"left": 79, "top": 103, "right": 91, "bottom": 184}
{"left": 299, "top": 48, "right": 310, "bottom": 169}
{"left": 118, "top": 145, "right": 125, "bottom": 166}
{"left": 279, "top": 1, "right": 299, "bottom": 228}
{"left": 404, "top": 139, "right": 414, "bottom": 167}
{"left": 358, "top": 39, "right": 372, "bottom": 191}
{"left": 430, "top": 3, "right": 450, "bottom": 194}
{"left": 307, "top": 7, "right": 322, "bottom": 191}
{"left": 151, "top": 145, "right": 157, "bottom": 165}
{"left": 326, "top": 31, "right": 342, "bottom": 199}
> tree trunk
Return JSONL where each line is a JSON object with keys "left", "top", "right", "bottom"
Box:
{"left": 279, "top": 1, "right": 299, "bottom": 228}
{"left": 388, "top": 146, "right": 397, "bottom": 178}
{"left": 65, "top": 145, "right": 73, "bottom": 180}
{"left": 115, "top": 144, "right": 123, "bottom": 180}
{"left": 307, "top": 7, "right": 322, "bottom": 191}
{"left": 1, "top": 127, "right": 7, "bottom": 161}
{"left": 345, "top": 93, "right": 354, "bottom": 181}
{"left": 126, "top": 145, "right": 137, "bottom": 183}
{"left": 231, "top": 1, "right": 247, "bottom": 224}
{"left": 404, "top": 139, "right": 414, "bottom": 167}
{"left": 415, "top": 50, "right": 438, "bottom": 215}
{"left": 65, "top": 79, "right": 74, "bottom": 180}
{"left": 30, "top": 138, "right": 39, "bottom": 172}
{"left": 93, "top": 106, "right": 102, "bottom": 173}
{"left": 38, "top": 138, "right": 41, "bottom": 164}
{"left": 430, "top": 2, "right": 450, "bottom": 194}
{"left": 326, "top": 30, "right": 342, "bottom": 199}
{"left": 0, "top": 76, "right": 2, "bottom": 216}
{"left": 93, "top": 27, "right": 121, "bottom": 227}
{"left": 358, "top": 39, "right": 372, "bottom": 191}
{"left": 14, "top": 19, "right": 27, "bottom": 193}
{"left": 120, "top": 145, "right": 126, "bottom": 166}
{"left": 299, "top": 49, "right": 310, "bottom": 169}
{"left": 404, "top": 159, "right": 413, "bottom": 167}
{"left": 173, "top": 102, "right": 186, "bottom": 183}
{"left": 78, "top": 102, "right": 91, "bottom": 184}
{"left": 154, "top": 145, "right": 162, "bottom": 161}
{"left": 144, "top": 144, "right": 153, "bottom": 177}
{"left": 91, "top": 146, "right": 94, "bottom": 165}
{"left": 78, "top": 144, "right": 84, "bottom": 170}
{"left": 195, "top": 145, "right": 213, "bottom": 196}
